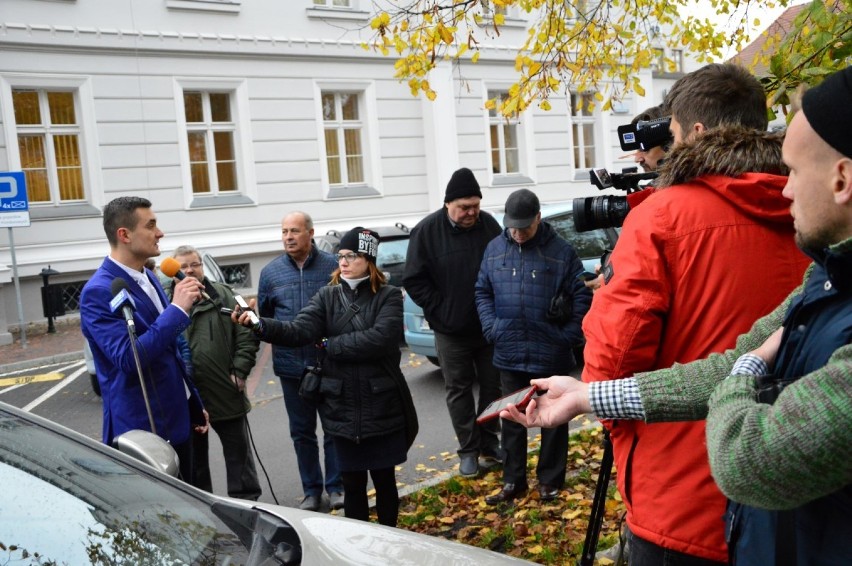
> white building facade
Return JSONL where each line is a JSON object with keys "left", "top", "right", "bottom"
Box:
{"left": 0, "top": 0, "right": 694, "bottom": 341}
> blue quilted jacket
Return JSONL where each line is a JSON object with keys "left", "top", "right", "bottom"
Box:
{"left": 475, "top": 222, "right": 592, "bottom": 374}
{"left": 257, "top": 244, "right": 337, "bottom": 379}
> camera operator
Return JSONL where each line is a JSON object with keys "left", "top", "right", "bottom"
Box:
{"left": 579, "top": 63, "right": 811, "bottom": 565}
{"left": 630, "top": 105, "right": 669, "bottom": 173}
{"left": 585, "top": 105, "right": 671, "bottom": 292}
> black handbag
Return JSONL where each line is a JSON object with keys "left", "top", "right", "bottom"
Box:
{"left": 299, "top": 365, "right": 323, "bottom": 402}
{"left": 298, "top": 286, "right": 367, "bottom": 402}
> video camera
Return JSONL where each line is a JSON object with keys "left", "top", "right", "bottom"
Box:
{"left": 617, "top": 116, "right": 672, "bottom": 152}
{"left": 572, "top": 116, "right": 672, "bottom": 233}
{"left": 574, "top": 168, "right": 657, "bottom": 232}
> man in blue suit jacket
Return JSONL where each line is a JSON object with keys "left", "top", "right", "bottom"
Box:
{"left": 81, "top": 196, "right": 208, "bottom": 482}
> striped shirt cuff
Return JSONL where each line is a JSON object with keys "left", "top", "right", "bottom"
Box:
{"left": 589, "top": 378, "right": 646, "bottom": 420}
{"left": 728, "top": 353, "right": 769, "bottom": 378}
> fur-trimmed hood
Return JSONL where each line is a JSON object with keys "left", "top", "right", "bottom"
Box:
{"left": 654, "top": 125, "right": 792, "bottom": 224}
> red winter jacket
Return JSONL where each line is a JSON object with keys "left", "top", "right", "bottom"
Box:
{"left": 582, "top": 127, "right": 811, "bottom": 561}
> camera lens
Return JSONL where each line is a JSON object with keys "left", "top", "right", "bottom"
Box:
{"left": 572, "top": 195, "right": 631, "bottom": 232}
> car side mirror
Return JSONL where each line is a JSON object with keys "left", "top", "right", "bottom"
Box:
{"left": 112, "top": 429, "right": 180, "bottom": 477}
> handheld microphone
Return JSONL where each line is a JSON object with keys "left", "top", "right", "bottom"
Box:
{"left": 110, "top": 279, "right": 157, "bottom": 434}
{"left": 159, "top": 256, "right": 212, "bottom": 302}
{"left": 110, "top": 278, "right": 137, "bottom": 333}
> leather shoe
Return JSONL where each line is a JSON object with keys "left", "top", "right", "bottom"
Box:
{"left": 329, "top": 491, "right": 345, "bottom": 511}
{"left": 538, "top": 484, "right": 560, "bottom": 501}
{"left": 479, "top": 449, "right": 503, "bottom": 468}
{"left": 459, "top": 454, "right": 479, "bottom": 478}
{"left": 485, "top": 483, "right": 528, "bottom": 505}
{"left": 299, "top": 494, "right": 321, "bottom": 512}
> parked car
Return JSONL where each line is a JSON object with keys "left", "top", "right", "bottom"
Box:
{"left": 403, "top": 204, "right": 619, "bottom": 366}
{"left": 314, "top": 223, "right": 411, "bottom": 286}
{"left": 86, "top": 251, "right": 227, "bottom": 397}
{"left": 0, "top": 400, "right": 530, "bottom": 565}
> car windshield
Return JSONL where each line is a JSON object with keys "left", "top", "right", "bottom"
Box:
{"left": 0, "top": 409, "right": 251, "bottom": 564}
{"left": 376, "top": 237, "right": 409, "bottom": 285}
{"left": 545, "top": 211, "right": 612, "bottom": 260}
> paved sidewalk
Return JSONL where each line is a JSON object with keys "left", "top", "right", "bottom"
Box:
{"left": 0, "top": 317, "right": 85, "bottom": 373}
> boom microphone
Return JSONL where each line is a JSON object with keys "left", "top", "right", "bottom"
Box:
{"left": 159, "top": 256, "right": 211, "bottom": 302}
{"left": 110, "top": 278, "right": 137, "bottom": 333}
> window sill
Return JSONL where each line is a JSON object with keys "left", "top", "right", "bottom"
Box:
{"left": 491, "top": 174, "right": 535, "bottom": 187}
{"left": 29, "top": 203, "right": 100, "bottom": 220}
{"left": 327, "top": 185, "right": 381, "bottom": 199}
{"left": 652, "top": 71, "right": 686, "bottom": 80}
{"left": 189, "top": 194, "right": 255, "bottom": 208}
{"left": 306, "top": 7, "right": 371, "bottom": 22}
{"left": 166, "top": 0, "right": 241, "bottom": 14}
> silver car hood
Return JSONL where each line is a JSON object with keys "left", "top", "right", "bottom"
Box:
{"left": 253, "top": 502, "right": 530, "bottom": 565}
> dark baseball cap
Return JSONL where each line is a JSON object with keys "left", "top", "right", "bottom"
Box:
{"left": 503, "top": 189, "right": 540, "bottom": 229}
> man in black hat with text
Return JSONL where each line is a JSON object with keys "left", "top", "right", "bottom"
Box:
{"left": 403, "top": 167, "right": 503, "bottom": 477}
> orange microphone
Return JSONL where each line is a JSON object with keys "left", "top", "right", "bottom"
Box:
{"left": 160, "top": 256, "right": 211, "bottom": 302}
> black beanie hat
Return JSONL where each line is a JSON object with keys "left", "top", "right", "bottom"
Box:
{"left": 444, "top": 167, "right": 483, "bottom": 203}
{"left": 338, "top": 227, "right": 380, "bottom": 263}
{"left": 802, "top": 66, "right": 852, "bottom": 159}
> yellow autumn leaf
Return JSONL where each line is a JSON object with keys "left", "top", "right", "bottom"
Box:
{"left": 528, "top": 545, "right": 544, "bottom": 554}
{"left": 439, "top": 516, "right": 455, "bottom": 524}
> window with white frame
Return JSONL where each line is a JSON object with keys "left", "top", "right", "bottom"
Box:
{"left": 315, "top": 82, "right": 381, "bottom": 199}
{"left": 482, "top": 1, "right": 507, "bottom": 17}
{"left": 488, "top": 90, "right": 520, "bottom": 176}
{"left": 174, "top": 79, "right": 255, "bottom": 208}
{"left": 166, "top": 0, "right": 241, "bottom": 13}
{"left": 570, "top": 92, "right": 597, "bottom": 171}
{"left": 566, "top": 0, "right": 590, "bottom": 20}
{"left": 313, "top": 0, "right": 351, "bottom": 6}
{"left": 182, "top": 91, "right": 238, "bottom": 195}
{"left": 651, "top": 47, "right": 666, "bottom": 73}
{"left": 11, "top": 89, "right": 86, "bottom": 205}
{"left": 671, "top": 49, "right": 684, "bottom": 73}
{"left": 321, "top": 91, "right": 365, "bottom": 186}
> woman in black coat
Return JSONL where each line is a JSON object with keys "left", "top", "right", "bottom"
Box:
{"left": 234, "top": 227, "right": 416, "bottom": 527}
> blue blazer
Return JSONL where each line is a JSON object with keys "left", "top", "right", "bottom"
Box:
{"left": 81, "top": 258, "right": 203, "bottom": 446}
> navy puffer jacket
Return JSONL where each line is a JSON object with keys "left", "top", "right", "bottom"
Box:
{"left": 257, "top": 245, "right": 337, "bottom": 379}
{"left": 475, "top": 221, "right": 592, "bottom": 374}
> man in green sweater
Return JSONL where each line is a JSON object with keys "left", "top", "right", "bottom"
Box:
{"left": 172, "top": 245, "right": 262, "bottom": 501}
{"left": 504, "top": 66, "right": 852, "bottom": 565}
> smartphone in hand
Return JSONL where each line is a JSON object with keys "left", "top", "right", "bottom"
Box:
{"left": 233, "top": 295, "right": 260, "bottom": 325}
{"left": 476, "top": 385, "right": 538, "bottom": 424}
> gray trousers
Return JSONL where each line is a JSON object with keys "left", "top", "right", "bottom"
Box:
{"left": 434, "top": 331, "right": 501, "bottom": 457}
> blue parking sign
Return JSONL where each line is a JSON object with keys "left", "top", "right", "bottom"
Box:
{"left": 0, "top": 171, "right": 31, "bottom": 228}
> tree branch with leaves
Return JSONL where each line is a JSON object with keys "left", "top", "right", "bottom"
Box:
{"left": 364, "top": 0, "right": 848, "bottom": 117}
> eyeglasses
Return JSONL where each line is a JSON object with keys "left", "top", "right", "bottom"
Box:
{"left": 179, "top": 262, "right": 203, "bottom": 270}
{"left": 336, "top": 252, "right": 361, "bottom": 262}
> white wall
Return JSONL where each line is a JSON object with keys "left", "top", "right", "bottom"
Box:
{"left": 0, "top": 0, "right": 674, "bottom": 332}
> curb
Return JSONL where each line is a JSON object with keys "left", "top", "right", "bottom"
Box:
{"left": 0, "top": 350, "right": 85, "bottom": 375}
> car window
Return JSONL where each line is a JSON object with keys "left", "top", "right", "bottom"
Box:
{"left": 202, "top": 252, "right": 226, "bottom": 284}
{"left": 377, "top": 238, "right": 409, "bottom": 285}
{"left": 0, "top": 412, "right": 250, "bottom": 564}
{"left": 546, "top": 211, "right": 611, "bottom": 260}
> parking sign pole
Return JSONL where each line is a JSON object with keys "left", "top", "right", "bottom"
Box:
{"left": 7, "top": 227, "right": 27, "bottom": 348}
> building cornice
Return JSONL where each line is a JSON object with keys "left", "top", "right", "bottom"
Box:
{"left": 0, "top": 21, "right": 520, "bottom": 61}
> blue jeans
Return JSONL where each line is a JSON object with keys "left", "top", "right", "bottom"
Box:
{"left": 281, "top": 377, "right": 342, "bottom": 497}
